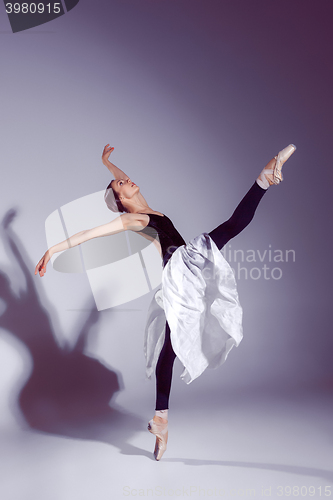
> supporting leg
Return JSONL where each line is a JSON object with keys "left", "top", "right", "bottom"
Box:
{"left": 148, "top": 322, "right": 175, "bottom": 461}
{"left": 155, "top": 321, "right": 176, "bottom": 411}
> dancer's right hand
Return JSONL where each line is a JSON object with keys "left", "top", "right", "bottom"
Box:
{"left": 102, "top": 144, "right": 114, "bottom": 163}
{"left": 35, "top": 250, "right": 51, "bottom": 277}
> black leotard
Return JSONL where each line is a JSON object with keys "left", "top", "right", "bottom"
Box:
{"left": 139, "top": 214, "right": 186, "bottom": 267}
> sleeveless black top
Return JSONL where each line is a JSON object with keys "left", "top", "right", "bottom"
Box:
{"left": 139, "top": 213, "right": 186, "bottom": 267}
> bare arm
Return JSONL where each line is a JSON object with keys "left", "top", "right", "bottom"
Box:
{"left": 102, "top": 144, "right": 129, "bottom": 180}
{"left": 102, "top": 144, "right": 150, "bottom": 207}
{"left": 35, "top": 213, "right": 137, "bottom": 277}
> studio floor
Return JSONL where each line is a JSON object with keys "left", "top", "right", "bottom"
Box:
{"left": 1, "top": 390, "right": 332, "bottom": 500}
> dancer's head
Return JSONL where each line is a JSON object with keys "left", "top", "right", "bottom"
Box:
{"left": 104, "top": 180, "right": 126, "bottom": 212}
{"left": 104, "top": 178, "right": 139, "bottom": 213}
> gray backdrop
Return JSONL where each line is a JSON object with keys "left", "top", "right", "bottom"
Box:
{"left": 0, "top": 0, "right": 332, "bottom": 427}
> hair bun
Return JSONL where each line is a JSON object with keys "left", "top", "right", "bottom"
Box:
{"left": 104, "top": 183, "right": 126, "bottom": 213}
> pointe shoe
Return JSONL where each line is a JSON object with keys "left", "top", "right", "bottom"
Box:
{"left": 256, "top": 144, "right": 296, "bottom": 189}
{"left": 148, "top": 418, "right": 168, "bottom": 461}
{"left": 273, "top": 144, "right": 296, "bottom": 184}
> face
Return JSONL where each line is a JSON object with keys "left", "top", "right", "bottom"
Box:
{"left": 111, "top": 178, "right": 139, "bottom": 202}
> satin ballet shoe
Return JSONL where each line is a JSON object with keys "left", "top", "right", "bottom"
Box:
{"left": 148, "top": 418, "right": 168, "bottom": 461}
{"left": 256, "top": 144, "right": 296, "bottom": 189}
{"left": 273, "top": 144, "right": 296, "bottom": 184}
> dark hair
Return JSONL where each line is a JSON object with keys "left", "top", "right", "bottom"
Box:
{"left": 104, "top": 180, "right": 127, "bottom": 213}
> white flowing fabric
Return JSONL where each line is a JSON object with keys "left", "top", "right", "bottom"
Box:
{"left": 144, "top": 233, "right": 243, "bottom": 384}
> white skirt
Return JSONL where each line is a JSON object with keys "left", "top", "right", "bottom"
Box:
{"left": 144, "top": 233, "right": 243, "bottom": 384}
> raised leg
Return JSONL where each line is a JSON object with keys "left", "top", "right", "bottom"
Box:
{"left": 208, "top": 181, "right": 266, "bottom": 251}
{"left": 208, "top": 145, "right": 296, "bottom": 250}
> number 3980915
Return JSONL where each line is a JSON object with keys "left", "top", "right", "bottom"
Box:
{"left": 5, "top": 3, "right": 61, "bottom": 14}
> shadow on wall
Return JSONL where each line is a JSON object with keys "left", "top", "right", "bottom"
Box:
{"left": 0, "top": 209, "right": 151, "bottom": 459}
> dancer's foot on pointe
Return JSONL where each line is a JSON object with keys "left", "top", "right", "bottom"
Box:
{"left": 257, "top": 144, "right": 296, "bottom": 189}
{"left": 148, "top": 414, "right": 168, "bottom": 461}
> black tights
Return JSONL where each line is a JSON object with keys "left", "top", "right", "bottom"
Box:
{"left": 155, "top": 182, "right": 266, "bottom": 410}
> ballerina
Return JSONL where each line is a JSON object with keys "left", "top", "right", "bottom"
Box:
{"left": 36, "top": 143, "right": 296, "bottom": 460}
